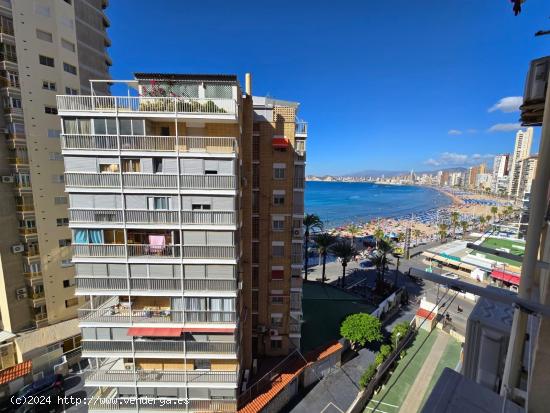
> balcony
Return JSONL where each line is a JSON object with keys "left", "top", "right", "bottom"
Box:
{"left": 6, "top": 133, "right": 26, "bottom": 149}
{"left": 75, "top": 277, "right": 237, "bottom": 293}
{"left": 34, "top": 313, "right": 47, "bottom": 322}
{"left": 72, "top": 244, "right": 236, "bottom": 260}
{"left": 16, "top": 204, "right": 34, "bottom": 213}
{"left": 61, "top": 134, "right": 237, "bottom": 154}
{"left": 295, "top": 122, "right": 308, "bottom": 136}
{"left": 18, "top": 227, "right": 37, "bottom": 237}
{"left": 86, "top": 368, "right": 238, "bottom": 386}
{"left": 56, "top": 95, "right": 238, "bottom": 119}
{"left": 64, "top": 173, "right": 237, "bottom": 190}
{"left": 82, "top": 340, "right": 237, "bottom": 356}
{"left": 24, "top": 271, "right": 42, "bottom": 281}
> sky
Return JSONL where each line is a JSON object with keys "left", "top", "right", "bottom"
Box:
{"left": 106, "top": 0, "right": 549, "bottom": 176}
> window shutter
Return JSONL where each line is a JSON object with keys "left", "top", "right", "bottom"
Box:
{"left": 207, "top": 265, "right": 234, "bottom": 279}
{"left": 150, "top": 265, "right": 173, "bottom": 278}
{"left": 204, "top": 160, "right": 219, "bottom": 172}
{"left": 207, "top": 231, "right": 232, "bottom": 245}
{"left": 185, "top": 265, "right": 205, "bottom": 279}
{"left": 64, "top": 156, "right": 96, "bottom": 172}
{"left": 129, "top": 264, "right": 147, "bottom": 278}
{"left": 181, "top": 159, "right": 203, "bottom": 174}
{"left": 184, "top": 231, "right": 206, "bottom": 245}
{"left": 163, "top": 158, "right": 177, "bottom": 173}
{"left": 218, "top": 160, "right": 233, "bottom": 174}
{"left": 107, "top": 264, "right": 126, "bottom": 277}
{"left": 91, "top": 263, "right": 108, "bottom": 277}
{"left": 212, "top": 197, "right": 233, "bottom": 210}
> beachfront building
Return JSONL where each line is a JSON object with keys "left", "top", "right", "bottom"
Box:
{"left": 466, "top": 163, "right": 486, "bottom": 189}
{"left": 517, "top": 154, "right": 538, "bottom": 199}
{"left": 57, "top": 73, "right": 306, "bottom": 410}
{"left": 508, "top": 127, "right": 533, "bottom": 198}
{"left": 492, "top": 154, "right": 509, "bottom": 195}
{"left": 449, "top": 171, "right": 464, "bottom": 187}
{"left": 0, "top": 0, "right": 110, "bottom": 333}
{"left": 475, "top": 173, "right": 493, "bottom": 192}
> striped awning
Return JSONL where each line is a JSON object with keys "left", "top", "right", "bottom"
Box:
{"left": 491, "top": 270, "right": 520, "bottom": 286}
{"left": 272, "top": 137, "right": 290, "bottom": 148}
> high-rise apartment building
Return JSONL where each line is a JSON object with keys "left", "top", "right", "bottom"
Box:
{"left": 517, "top": 154, "right": 538, "bottom": 198}
{"left": 508, "top": 127, "right": 533, "bottom": 198}
{"left": 492, "top": 154, "right": 509, "bottom": 195}
{"left": 467, "top": 163, "right": 485, "bottom": 189}
{"left": 0, "top": 0, "right": 110, "bottom": 333}
{"left": 56, "top": 73, "right": 306, "bottom": 410}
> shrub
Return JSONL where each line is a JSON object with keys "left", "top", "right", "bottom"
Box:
{"left": 375, "top": 344, "right": 393, "bottom": 366}
{"left": 359, "top": 363, "right": 378, "bottom": 389}
{"left": 391, "top": 321, "right": 409, "bottom": 347}
{"left": 340, "top": 313, "right": 383, "bottom": 347}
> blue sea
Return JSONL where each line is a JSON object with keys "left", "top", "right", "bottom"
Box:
{"left": 305, "top": 181, "right": 452, "bottom": 228}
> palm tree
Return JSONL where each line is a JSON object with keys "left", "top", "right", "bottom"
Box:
{"left": 373, "top": 227, "right": 384, "bottom": 248}
{"left": 479, "top": 216, "right": 486, "bottom": 231}
{"left": 371, "top": 254, "right": 384, "bottom": 287}
{"left": 303, "top": 214, "right": 323, "bottom": 281}
{"left": 485, "top": 215, "right": 492, "bottom": 231}
{"left": 329, "top": 240, "right": 357, "bottom": 288}
{"left": 450, "top": 211, "right": 460, "bottom": 237}
{"left": 314, "top": 233, "right": 336, "bottom": 283}
{"left": 460, "top": 220, "right": 468, "bottom": 238}
{"left": 438, "top": 223, "right": 448, "bottom": 242}
{"left": 412, "top": 228, "right": 422, "bottom": 245}
{"left": 347, "top": 224, "right": 362, "bottom": 248}
{"left": 377, "top": 237, "right": 394, "bottom": 289}
{"left": 490, "top": 206, "right": 498, "bottom": 223}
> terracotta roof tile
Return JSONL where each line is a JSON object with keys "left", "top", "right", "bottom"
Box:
{"left": 0, "top": 361, "right": 32, "bottom": 385}
{"left": 238, "top": 342, "right": 343, "bottom": 413}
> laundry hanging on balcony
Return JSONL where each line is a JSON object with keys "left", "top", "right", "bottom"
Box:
{"left": 74, "top": 229, "right": 104, "bottom": 244}
{"left": 148, "top": 234, "right": 166, "bottom": 253}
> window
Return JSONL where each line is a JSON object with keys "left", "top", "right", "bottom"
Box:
{"left": 65, "top": 87, "right": 78, "bottom": 95}
{"left": 153, "top": 158, "right": 163, "bottom": 173}
{"left": 39, "top": 55, "right": 55, "bottom": 67}
{"left": 93, "top": 118, "right": 117, "bottom": 135}
{"left": 271, "top": 295, "right": 284, "bottom": 305}
{"left": 62, "top": 279, "right": 75, "bottom": 288}
{"left": 59, "top": 16, "right": 74, "bottom": 29}
{"left": 194, "top": 359, "right": 211, "bottom": 370}
{"left": 270, "top": 315, "right": 283, "bottom": 327}
{"left": 192, "top": 203, "right": 211, "bottom": 210}
{"left": 122, "top": 159, "right": 140, "bottom": 172}
{"left": 272, "top": 218, "right": 284, "bottom": 231}
{"left": 49, "top": 152, "right": 62, "bottom": 161}
{"left": 65, "top": 298, "right": 78, "bottom": 308}
{"left": 271, "top": 268, "right": 284, "bottom": 280}
{"left": 148, "top": 197, "right": 169, "bottom": 210}
{"left": 61, "top": 38, "right": 75, "bottom": 52}
{"left": 63, "top": 118, "right": 91, "bottom": 134}
{"left": 119, "top": 119, "right": 144, "bottom": 135}
{"left": 63, "top": 0, "right": 72, "bottom": 4}
{"left": 273, "top": 164, "right": 286, "bottom": 179}
{"left": 6, "top": 97, "right": 21, "bottom": 108}
{"left": 60, "top": 259, "right": 73, "bottom": 268}
{"left": 54, "top": 196, "right": 68, "bottom": 205}
{"left": 48, "top": 129, "right": 61, "bottom": 138}
{"left": 99, "top": 162, "right": 119, "bottom": 173}
{"left": 44, "top": 106, "right": 58, "bottom": 115}
{"left": 271, "top": 339, "right": 282, "bottom": 349}
{"left": 34, "top": 4, "right": 51, "bottom": 17}
{"left": 63, "top": 62, "right": 77, "bottom": 75}
{"left": 59, "top": 239, "right": 71, "bottom": 247}
{"left": 160, "top": 126, "right": 170, "bottom": 136}
{"left": 273, "top": 193, "right": 285, "bottom": 206}
{"left": 56, "top": 218, "right": 69, "bottom": 227}
{"left": 52, "top": 175, "right": 65, "bottom": 183}
{"left": 36, "top": 29, "right": 53, "bottom": 42}
{"left": 42, "top": 81, "right": 56, "bottom": 91}
{"left": 272, "top": 243, "right": 284, "bottom": 257}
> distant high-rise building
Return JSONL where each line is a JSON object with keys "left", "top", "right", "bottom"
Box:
{"left": 439, "top": 170, "right": 450, "bottom": 187}
{"left": 492, "top": 154, "right": 509, "bottom": 195}
{"left": 0, "top": 0, "right": 110, "bottom": 333}
{"left": 467, "top": 163, "right": 486, "bottom": 189}
{"left": 508, "top": 127, "right": 533, "bottom": 198}
{"left": 518, "top": 155, "right": 538, "bottom": 197}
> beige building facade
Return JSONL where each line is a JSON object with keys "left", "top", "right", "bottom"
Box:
{"left": 0, "top": 0, "right": 110, "bottom": 333}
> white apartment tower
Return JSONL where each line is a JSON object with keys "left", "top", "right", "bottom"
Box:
{"left": 492, "top": 154, "right": 509, "bottom": 195}
{"left": 57, "top": 73, "right": 307, "bottom": 411}
{"left": 518, "top": 155, "right": 538, "bottom": 198}
{"left": 508, "top": 127, "right": 533, "bottom": 198}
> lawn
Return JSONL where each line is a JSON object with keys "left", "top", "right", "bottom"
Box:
{"left": 481, "top": 237, "right": 525, "bottom": 256}
{"left": 301, "top": 282, "right": 376, "bottom": 352}
{"left": 419, "top": 338, "right": 462, "bottom": 409}
{"left": 364, "top": 329, "right": 438, "bottom": 413}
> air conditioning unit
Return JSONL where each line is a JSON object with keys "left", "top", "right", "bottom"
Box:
{"left": 15, "top": 288, "right": 27, "bottom": 300}
{"left": 124, "top": 362, "right": 134, "bottom": 370}
{"left": 238, "top": 281, "right": 243, "bottom": 290}
{"left": 521, "top": 56, "right": 550, "bottom": 126}
{"left": 2, "top": 176, "right": 14, "bottom": 183}
{"left": 269, "top": 329, "right": 279, "bottom": 337}
{"left": 11, "top": 244, "right": 24, "bottom": 254}
{"left": 293, "top": 228, "right": 302, "bottom": 237}
{"left": 257, "top": 325, "right": 267, "bottom": 333}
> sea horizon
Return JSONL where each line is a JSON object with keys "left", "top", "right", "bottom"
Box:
{"left": 305, "top": 181, "right": 453, "bottom": 228}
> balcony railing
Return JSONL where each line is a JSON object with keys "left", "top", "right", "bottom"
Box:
{"left": 88, "top": 395, "right": 236, "bottom": 412}
{"left": 75, "top": 277, "right": 237, "bottom": 292}
{"left": 72, "top": 244, "right": 236, "bottom": 259}
{"left": 64, "top": 172, "right": 237, "bottom": 190}
{"left": 295, "top": 122, "right": 308, "bottom": 135}
{"left": 82, "top": 340, "right": 236, "bottom": 354}
{"left": 68, "top": 209, "right": 236, "bottom": 225}
{"left": 78, "top": 307, "right": 236, "bottom": 324}
{"left": 61, "top": 134, "right": 237, "bottom": 154}
{"left": 87, "top": 368, "right": 237, "bottom": 384}
{"left": 56, "top": 96, "right": 238, "bottom": 116}
{"left": 289, "top": 323, "right": 301, "bottom": 334}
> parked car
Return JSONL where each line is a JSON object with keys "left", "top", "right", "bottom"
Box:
{"left": 13, "top": 374, "right": 65, "bottom": 413}
{"left": 441, "top": 272, "right": 459, "bottom": 280}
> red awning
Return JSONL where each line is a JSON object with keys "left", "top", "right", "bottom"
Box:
{"left": 180, "top": 327, "right": 235, "bottom": 333}
{"left": 127, "top": 328, "right": 182, "bottom": 337}
{"left": 272, "top": 137, "right": 290, "bottom": 148}
{"left": 416, "top": 308, "right": 436, "bottom": 320}
{"left": 491, "top": 270, "right": 520, "bottom": 286}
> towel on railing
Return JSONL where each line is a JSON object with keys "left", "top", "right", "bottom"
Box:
{"left": 148, "top": 235, "right": 166, "bottom": 254}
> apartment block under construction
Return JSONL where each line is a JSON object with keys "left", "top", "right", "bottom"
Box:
{"left": 0, "top": 0, "right": 110, "bottom": 334}
{"left": 57, "top": 72, "right": 306, "bottom": 410}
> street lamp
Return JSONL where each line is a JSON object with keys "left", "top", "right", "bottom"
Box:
{"left": 395, "top": 332, "right": 402, "bottom": 348}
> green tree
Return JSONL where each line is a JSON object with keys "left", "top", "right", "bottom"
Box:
{"left": 391, "top": 321, "right": 409, "bottom": 347}
{"left": 479, "top": 216, "right": 486, "bottom": 231}
{"left": 303, "top": 214, "right": 323, "bottom": 281}
{"left": 490, "top": 206, "right": 498, "bottom": 222}
{"left": 314, "top": 233, "right": 336, "bottom": 283}
{"left": 377, "top": 237, "right": 394, "bottom": 289}
{"left": 438, "top": 223, "right": 448, "bottom": 242}
{"left": 412, "top": 228, "right": 422, "bottom": 245}
{"left": 359, "top": 363, "right": 377, "bottom": 389}
{"left": 329, "top": 239, "right": 357, "bottom": 287}
{"left": 373, "top": 226, "right": 384, "bottom": 248}
{"left": 340, "top": 313, "right": 383, "bottom": 347}
{"left": 450, "top": 211, "right": 460, "bottom": 237}
{"left": 347, "top": 224, "right": 362, "bottom": 247}
{"left": 375, "top": 344, "right": 393, "bottom": 366}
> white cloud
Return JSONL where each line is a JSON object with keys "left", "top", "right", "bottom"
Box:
{"left": 424, "top": 152, "right": 494, "bottom": 167}
{"left": 488, "top": 96, "right": 523, "bottom": 113}
{"left": 488, "top": 123, "right": 522, "bottom": 132}
{"left": 448, "top": 129, "right": 462, "bottom": 135}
